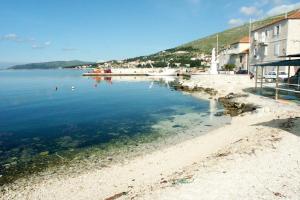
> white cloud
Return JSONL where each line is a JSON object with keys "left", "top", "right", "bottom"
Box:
{"left": 32, "top": 41, "right": 51, "bottom": 49}
{"left": 31, "top": 44, "right": 43, "bottom": 49}
{"left": 0, "top": 33, "right": 51, "bottom": 50}
{"left": 228, "top": 18, "right": 244, "bottom": 27}
{"left": 44, "top": 41, "right": 51, "bottom": 46}
{"left": 240, "top": 6, "right": 263, "bottom": 16}
{"left": 0, "top": 33, "right": 51, "bottom": 49}
{"left": 255, "top": 0, "right": 287, "bottom": 6}
{"left": 267, "top": 2, "right": 300, "bottom": 16}
{"left": 62, "top": 47, "right": 78, "bottom": 51}
{"left": 1, "top": 33, "right": 28, "bottom": 43}
{"left": 2, "top": 33, "right": 18, "bottom": 41}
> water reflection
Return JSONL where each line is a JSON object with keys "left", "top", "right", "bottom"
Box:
{"left": 88, "top": 76, "right": 179, "bottom": 90}
{"left": 209, "top": 99, "right": 217, "bottom": 120}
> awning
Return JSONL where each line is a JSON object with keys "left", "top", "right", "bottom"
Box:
{"left": 251, "top": 59, "right": 300, "bottom": 67}
{"left": 279, "top": 54, "right": 300, "bottom": 58}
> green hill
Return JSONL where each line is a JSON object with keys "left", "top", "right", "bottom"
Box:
{"left": 8, "top": 60, "right": 93, "bottom": 70}
{"left": 179, "top": 14, "right": 286, "bottom": 54}
{"left": 128, "top": 11, "right": 292, "bottom": 66}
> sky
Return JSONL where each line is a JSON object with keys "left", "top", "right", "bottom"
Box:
{"left": 0, "top": 0, "right": 300, "bottom": 65}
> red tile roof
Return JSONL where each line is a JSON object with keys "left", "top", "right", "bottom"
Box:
{"left": 288, "top": 10, "right": 300, "bottom": 19}
{"left": 253, "top": 10, "right": 300, "bottom": 31}
{"left": 231, "top": 36, "right": 250, "bottom": 45}
{"left": 239, "top": 36, "right": 250, "bottom": 43}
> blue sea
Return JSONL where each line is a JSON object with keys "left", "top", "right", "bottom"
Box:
{"left": 0, "top": 69, "right": 229, "bottom": 184}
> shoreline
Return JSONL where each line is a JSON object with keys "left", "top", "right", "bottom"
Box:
{"left": 0, "top": 85, "right": 230, "bottom": 186}
{"left": 0, "top": 102, "right": 229, "bottom": 186}
{"left": 1, "top": 75, "right": 300, "bottom": 200}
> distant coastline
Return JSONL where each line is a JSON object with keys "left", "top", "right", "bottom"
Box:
{"left": 7, "top": 60, "right": 93, "bottom": 70}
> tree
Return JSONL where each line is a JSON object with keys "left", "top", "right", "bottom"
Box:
{"left": 190, "top": 60, "right": 202, "bottom": 68}
{"left": 224, "top": 64, "right": 236, "bottom": 71}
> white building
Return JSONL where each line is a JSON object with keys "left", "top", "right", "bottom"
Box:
{"left": 250, "top": 10, "right": 300, "bottom": 74}
{"left": 218, "top": 36, "right": 250, "bottom": 71}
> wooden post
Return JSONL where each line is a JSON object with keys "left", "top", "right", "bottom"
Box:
{"left": 260, "top": 66, "right": 264, "bottom": 94}
{"left": 255, "top": 66, "right": 258, "bottom": 91}
{"left": 275, "top": 66, "right": 279, "bottom": 100}
{"left": 288, "top": 56, "right": 291, "bottom": 89}
{"left": 288, "top": 65, "right": 290, "bottom": 88}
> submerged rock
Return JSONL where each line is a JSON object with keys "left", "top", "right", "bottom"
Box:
{"left": 214, "top": 112, "right": 224, "bottom": 117}
{"left": 172, "top": 125, "right": 182, "bottom": 128}
{"left": 39, "top": 151, "right": 49, "bottom": 156}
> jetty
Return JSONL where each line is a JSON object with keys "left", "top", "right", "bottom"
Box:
{"left": 82, "top": 67, "right": 192, "bottom": 77}
{"left": 82, "top": 72, "right": 147, "bottom": 76}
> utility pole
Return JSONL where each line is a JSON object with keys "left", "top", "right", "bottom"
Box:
{"left": 216, "top": 34, "right": 219, "bottom": 56}
{"left": 248, "top": 18, "right": 252, "bottom": 74}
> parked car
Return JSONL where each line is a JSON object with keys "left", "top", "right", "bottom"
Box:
{"left": 235, "top": 69, "right": 248, "bottom": 74}
{"left": 284, "top": 68, "right": 300, "bottom": 89}
{"left": 264, "top": 71, "right": 288, "bottom": 81}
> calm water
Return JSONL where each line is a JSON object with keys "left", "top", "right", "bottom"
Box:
{"left": 0, "top": 69, "right": 228, "bottom": 183}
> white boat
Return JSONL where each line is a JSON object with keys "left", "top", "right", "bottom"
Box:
{"left": 147, "top": 68, "right": 178, "bottom": 76}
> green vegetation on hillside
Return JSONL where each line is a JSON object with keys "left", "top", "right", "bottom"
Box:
{"left": 8, "top": 60, "right": 93, "bottom": 69}
{"left": 180, "top": 13, "right": 289, "bottom": 53}
{"left": 127, "top": 11, "right": 291, "bottom": 67}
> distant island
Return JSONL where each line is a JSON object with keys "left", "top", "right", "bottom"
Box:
{"left": 8, "top": 60, "right": 93, "bottom": 70}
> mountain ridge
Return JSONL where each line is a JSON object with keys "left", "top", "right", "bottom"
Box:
{"left": 8, "top": 60, "right": 93, "bottom": 70}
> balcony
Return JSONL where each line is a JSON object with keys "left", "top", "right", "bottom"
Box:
{"left": 258, "top": 41, "right": 268, "bottom": 46}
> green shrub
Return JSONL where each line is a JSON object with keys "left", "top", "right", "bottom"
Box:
{"left": 224, "top": 64, "right": 236, "bottom": 71}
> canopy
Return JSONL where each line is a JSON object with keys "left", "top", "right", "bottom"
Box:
{"left": 252, "top": 59, "right": 300, "bottom": 67}
{"left": 279, "top": 54, "right": 300, "bottom": 58}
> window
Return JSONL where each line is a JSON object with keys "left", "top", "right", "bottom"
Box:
{"left": 274, "top": 43, "right": 280, "bottom": 56}
{"left": 254, "top": 32, "right": 258, "bottom": 41}
{"left": 264, "top": 46, "right": 268, "bottom": 56}
{"left": 254, "top": 48, "right": 259, "bottom": 59}
{"left": 274, "top": 25, "right": 280, "bottom": 36}
{"left": 240, "top": 56, "right": 243, "bottom": 63}
{"left": 261, "top": 32, "right": 266, "bottom": 42}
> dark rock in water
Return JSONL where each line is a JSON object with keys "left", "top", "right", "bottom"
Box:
{"left": 205, "top": 125, "right": 212, "bottom": 127}
{"left": 172, "top": 125, "right": 182, "bottom": 128}
{"left": 173, "top": 84, "right": 217, "bottom": 96}
{"left": 214, "top": 112, "right": 224, "bottom": 117}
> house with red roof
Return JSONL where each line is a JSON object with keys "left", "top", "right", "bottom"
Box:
{"left": 218, "top": 36, "right": 250, "bottom": 71}
{"left": 250, "top": 9, "right": 300, "bottom": 74}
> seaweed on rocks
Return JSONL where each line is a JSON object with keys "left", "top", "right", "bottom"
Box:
{"left": 218, "top": 93, "right": 257, "bottom": 117}
{"left": 173, "top": 83, "right": 255, "bottom": 117}
{"left": 173, "top": 84, "right": 218, "bottom": 96}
